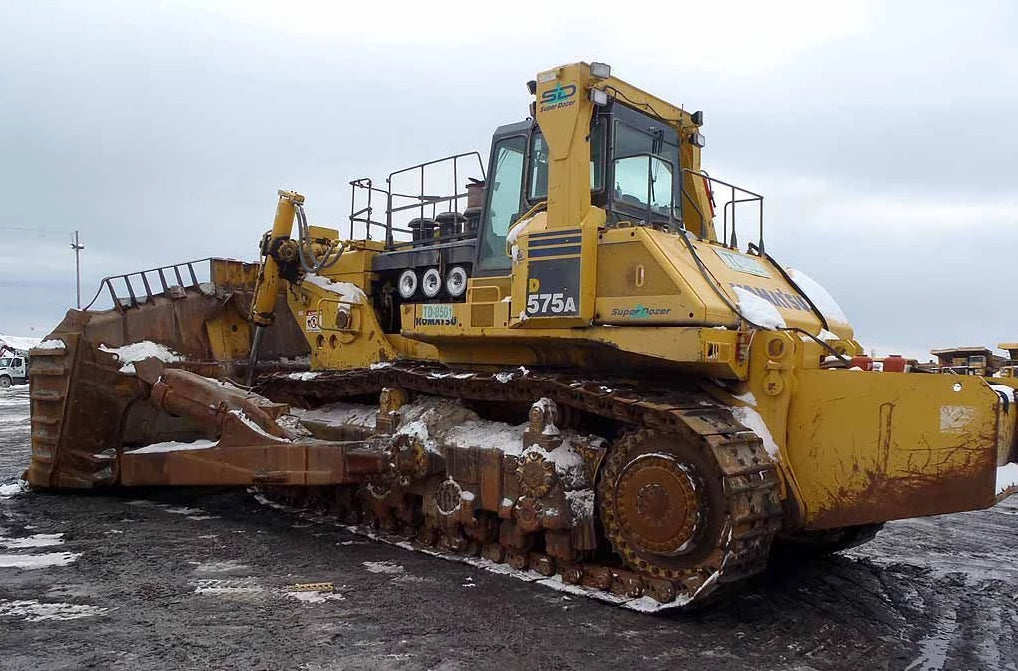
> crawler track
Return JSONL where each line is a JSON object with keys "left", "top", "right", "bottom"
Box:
{"left": 258, "top": 362, "right": 783, "bottom": 610}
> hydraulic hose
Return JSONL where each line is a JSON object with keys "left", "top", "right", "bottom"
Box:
{"left": 295, "top": 202, "right": 345, "bottom": 274}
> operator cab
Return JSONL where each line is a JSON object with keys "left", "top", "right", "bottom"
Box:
{"left": 474, "top": 101, "right": 684, "bottom": 276}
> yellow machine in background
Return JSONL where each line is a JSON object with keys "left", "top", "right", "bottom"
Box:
{"left": 27, "top": 62, "right": 1018, "bottom": 611}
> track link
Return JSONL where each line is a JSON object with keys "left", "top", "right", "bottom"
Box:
{"left": 258, "top": 362, "right": 783, "bottom": 610}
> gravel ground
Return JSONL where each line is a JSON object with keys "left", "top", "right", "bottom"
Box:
{"left": 1, "top": 385, "right": 1016, "bottom": 671}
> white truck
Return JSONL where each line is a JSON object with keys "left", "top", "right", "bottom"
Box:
{"left": 0, "top": 346, "right": 29, "bottom": 387}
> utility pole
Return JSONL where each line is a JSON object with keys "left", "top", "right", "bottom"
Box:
{"left": 70, "top": 231, "right": 85, "bottom": 309}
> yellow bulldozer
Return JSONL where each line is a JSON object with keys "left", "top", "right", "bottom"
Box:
{"left": 25, "top": 63, "right": 1018, "bottom": 611}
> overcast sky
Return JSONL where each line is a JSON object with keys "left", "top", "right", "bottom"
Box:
{"left": 2, "top": 0, "right": 1016, "bottom": 359}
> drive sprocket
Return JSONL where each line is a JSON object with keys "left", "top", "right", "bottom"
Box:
{"left": 599, "top": 428, "right": 729, "bottom": 583}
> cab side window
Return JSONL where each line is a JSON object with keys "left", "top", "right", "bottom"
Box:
{"left": 477, "top": 135, "right": 527, "bottom": 271}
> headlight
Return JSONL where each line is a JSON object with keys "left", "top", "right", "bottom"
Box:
{"left": 397, "top": 269, "right": 418, "bottom": 299}
{"left": 589, "top": 88, "right": 609, "bottom": 106}
{"left": 589, "top": 62, "right": 611, "bottom": 80}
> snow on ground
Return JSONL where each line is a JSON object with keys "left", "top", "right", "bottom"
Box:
{"left": 361, "top": 561, "right": 404, "bottom": 574}
{"left": 98, "top": 341, "right": 182, "bottom": 374}
{"left": 0, "top": 552, "right": 80, "bottom": 569}
{"left": 284, "top": 590, "right": 344, "bottom": 604}
{"left": 0, "top": 599, "right": 108, "bottom": 622}
{"left": 733, "top": 286, "right": 786, "bottom": 329}
{"left": 0, "top": 528, "right": 76, "bottom": 572}
{"left": 0, "top": 480, "right": 28, "bottom": 498}
{"left": 190, "top": 559, "right": 252, "bottom": 573}
{"left": 191, "top": 578, "right": 264, "bottom": 596}
{"left": 0, "top": 534, "right": 64, "bottom": 550}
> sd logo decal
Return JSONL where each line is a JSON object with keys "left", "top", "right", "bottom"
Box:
{"left": 539, "top": 83, "right": 577, "bottom": 112}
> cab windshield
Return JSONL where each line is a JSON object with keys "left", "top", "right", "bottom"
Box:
{"left": 609, "top": 105, "right": 680, "bottom": 225}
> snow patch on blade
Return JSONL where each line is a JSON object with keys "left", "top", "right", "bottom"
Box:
{"left": 98, "top": 340, "right": 182, "bottom": 374}
{"left": 124, "top": 439, "right": 218, "bottom": 454}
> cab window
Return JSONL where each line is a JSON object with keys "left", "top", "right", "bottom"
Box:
{"left": 527, "top": 120, "right": 605, "bottom": 202}
{"left": 613, "top": 155, "right": 673, "bottom": 213}
{"left": 477, "top": 135, "right": 527, "bottom": 270}
{"left": 609, "top": 109, "right": 681, "bottom": 225}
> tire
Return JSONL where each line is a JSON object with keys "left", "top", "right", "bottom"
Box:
{"left": 0, "top": 376, "right": 11, "bottom": 389}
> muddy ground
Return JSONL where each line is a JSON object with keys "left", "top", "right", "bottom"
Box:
{"left": 1, "top": 385, "right": 1016, "bottom": 670}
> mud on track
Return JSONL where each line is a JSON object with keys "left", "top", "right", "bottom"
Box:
{"left": 1, "top": 386, "right": 1016, "bottom": 670}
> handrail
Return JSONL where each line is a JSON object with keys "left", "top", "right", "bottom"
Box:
{"left": 680, "top": 169, "right": 764, "bottom": 252}
{"left": 83, "top": 258, "right": 215, "bottom": 312}
{"left": 350, "top": 151, "right": 485, "bottom": 251}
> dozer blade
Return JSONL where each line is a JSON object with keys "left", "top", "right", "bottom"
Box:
{"left": 783, "top": 369, "right": 1018, "bottom": 529}
{"left": 24, "top": 258, "right": 379, "bottom": 490}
